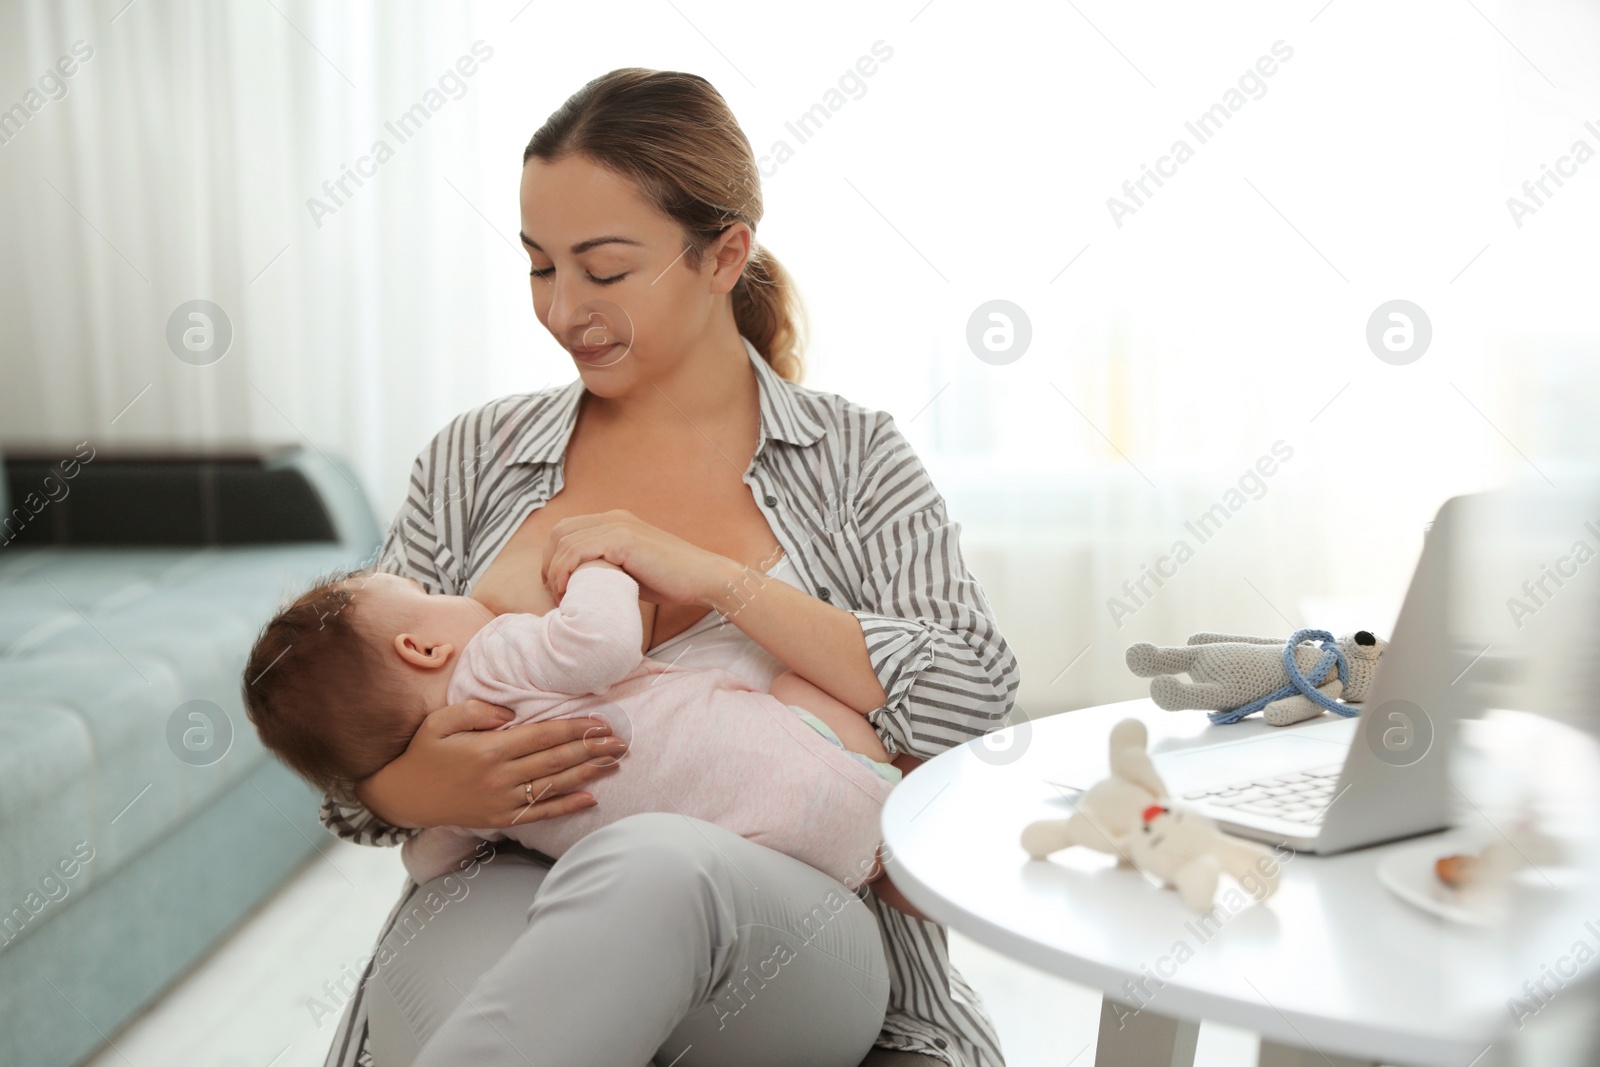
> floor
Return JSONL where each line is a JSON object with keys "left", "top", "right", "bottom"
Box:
{"left": 85, "top": 840, "right": 1261, "bottom": 1067}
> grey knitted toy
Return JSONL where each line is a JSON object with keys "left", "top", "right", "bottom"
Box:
{"left": 1125, "top": 631, "right": 1388, "bottom": 726}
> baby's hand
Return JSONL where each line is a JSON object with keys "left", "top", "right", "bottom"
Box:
{"left": 573, "top": 559, "right": 625, "bottom": 575}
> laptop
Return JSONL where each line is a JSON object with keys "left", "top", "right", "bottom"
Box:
{"left": 1056, "top": 491, "right": 1476, "bottom": 856}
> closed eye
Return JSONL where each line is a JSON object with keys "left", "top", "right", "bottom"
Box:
{"left": 529, "top": 267, "right": 628, "bottom": 285}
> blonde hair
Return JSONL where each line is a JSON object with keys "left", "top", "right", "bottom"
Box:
{"left": 524, "top": 68, "right": 808, "bottom": 381}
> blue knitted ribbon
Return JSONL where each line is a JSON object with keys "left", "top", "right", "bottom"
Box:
{"left": 1207, "top": 628, "right": 1357, "bottom": 725}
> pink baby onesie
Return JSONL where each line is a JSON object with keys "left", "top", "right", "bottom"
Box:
{"left": 400, "top": 565, "right": 899, "bottom": 888}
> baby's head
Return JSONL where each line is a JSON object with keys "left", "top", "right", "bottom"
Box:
{"left": 241, "top": 568, "right": 492, "bottom": 796}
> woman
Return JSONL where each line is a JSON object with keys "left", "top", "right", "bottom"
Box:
{"left": 320, "top": 68, "right": 1020, "bottom": 1067}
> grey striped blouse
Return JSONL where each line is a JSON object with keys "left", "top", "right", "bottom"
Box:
{"left": 319, "top": 337, "right": 1021, "bottom": 1067}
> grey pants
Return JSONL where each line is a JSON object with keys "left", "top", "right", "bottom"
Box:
{"left": 366, "top": 812, "right": 900, "bottom": 1067}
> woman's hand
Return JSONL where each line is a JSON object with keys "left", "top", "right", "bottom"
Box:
{"left": 891, "top": 752, "right": 924, "bottom": 777}
{"left": 542, "top": 509, "right": 742, "bottom": 607}
{"left": 866, "top": 846, "right": 931, "bottom": 921}
{"left": 356, "top": 699, "right": 628, "bottom": 830}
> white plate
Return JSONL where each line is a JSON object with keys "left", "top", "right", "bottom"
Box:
{"left": 1375, "top": 837, "right": 1493, "bottom": 926}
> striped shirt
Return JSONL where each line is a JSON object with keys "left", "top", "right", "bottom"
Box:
{"left": 319, "top": 336, "right": 1021, "bottom": 1067}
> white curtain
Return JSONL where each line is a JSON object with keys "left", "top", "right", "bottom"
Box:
{"left": 0, "top": 0, "right": 538, "bottom": 512}
{"left": 4, "top": 0, "right": 1599, "bottom": 716}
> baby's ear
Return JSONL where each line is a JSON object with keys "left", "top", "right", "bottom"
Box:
{"left": 394, "top": 633, "right": 455, "bottom": 669}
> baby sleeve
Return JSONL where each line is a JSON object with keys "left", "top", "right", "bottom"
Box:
{"left": 401, "top": 826, "right": 492, "bottom": 884}
{"left": 467, "top": 565, "right": 645, "bottom": 698}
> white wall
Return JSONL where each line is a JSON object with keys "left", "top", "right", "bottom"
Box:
{"left": 3, "top": 0, "right": 1598, "bottom": 712}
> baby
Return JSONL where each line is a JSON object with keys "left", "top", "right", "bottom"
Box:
{"left": 241, "top": 559, "right": 902, "bottom": 894}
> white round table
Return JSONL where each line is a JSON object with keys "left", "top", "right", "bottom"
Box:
{"left": 880, "top": 697, "right": 1596, "bottom": 1067}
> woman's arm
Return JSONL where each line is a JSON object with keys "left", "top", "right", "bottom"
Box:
{"left": 539, "top": 421, "right": 1018, "bottom": 765}
{"left": 703, "top": 562, "right": 889, "bottom": 715}
{"left": 321, "top": 413, "right": 628, "bottom": 843}
{"left": 842, "top": 413, "right": 1021, "bottom": 760}
{"left": 866, "top": 848, "right": 931, "bottom": 920}
{"left": 707, "top": 413, "right": 1020, "bottom": 763}
{"left": 354, "top": 700, "right": 627, "bottom": 830}
{"left": 320, "top": 443, "right": 455, "bottom": 845}
{"left": 890, "top": 751, "right": 924, "bottom": 776}
{"left": 540, "top": 510, "right": 893, "bottom": 716}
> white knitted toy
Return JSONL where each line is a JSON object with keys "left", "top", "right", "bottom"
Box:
{"left": 1020, "top": 719, "right": 1164, "bottom": 865}
{"left": 1125, "top": 629, "right": 1387, "bottom": 726}
{"left": 1021, "top": 719, "right": 1281, "bottom": 913}
{"left": 1125, "top": 803, "right": 1282, "bottom": 913}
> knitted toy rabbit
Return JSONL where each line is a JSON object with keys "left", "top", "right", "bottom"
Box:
{"left": 1125, "top": 630, "right": 1387, "bottom": 726}
{"left": 1020, "top": 719, "right": 1165, "bottom": 865}
{"left": 1021, "top": 718, "right": 1282, "bottom": 913}
{"left": 1125, "top": 802, "right": 1282, "bottom": 913}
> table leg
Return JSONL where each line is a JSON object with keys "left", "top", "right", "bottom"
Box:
{"left": 1257, "top": 1039, "right": 1380, "bottom": 1067}
{"left": 1094, "top": 996, "right": 1199, "bottom": 1067}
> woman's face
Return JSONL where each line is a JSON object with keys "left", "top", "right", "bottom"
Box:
{"left": 518, "top": 153, "right": 749, "bottom": 392}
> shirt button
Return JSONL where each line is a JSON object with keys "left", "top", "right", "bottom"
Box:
{"left": 763, "top": 493, "right": 777, "bottom": 507}
{"left": 933, "top": 1037, "right": 949, "bottom": 1049}
{"left": 818, "top": 587, "right": 831, "bottom": 601}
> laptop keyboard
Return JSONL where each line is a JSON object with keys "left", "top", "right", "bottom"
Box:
{"left": 1180, "top": 763, "right": 1345, "bottom": 824}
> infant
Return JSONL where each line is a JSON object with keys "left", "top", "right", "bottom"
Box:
{"left": 242, "top": 559, "right": 901, "bottom": 891}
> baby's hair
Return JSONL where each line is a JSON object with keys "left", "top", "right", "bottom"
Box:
{"left": 241, "top": 567, "right": 427, "bottom": 798}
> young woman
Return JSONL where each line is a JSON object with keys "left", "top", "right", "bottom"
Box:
{"left": 319, "top": 67, "right": 1021, "bottom": 1067}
